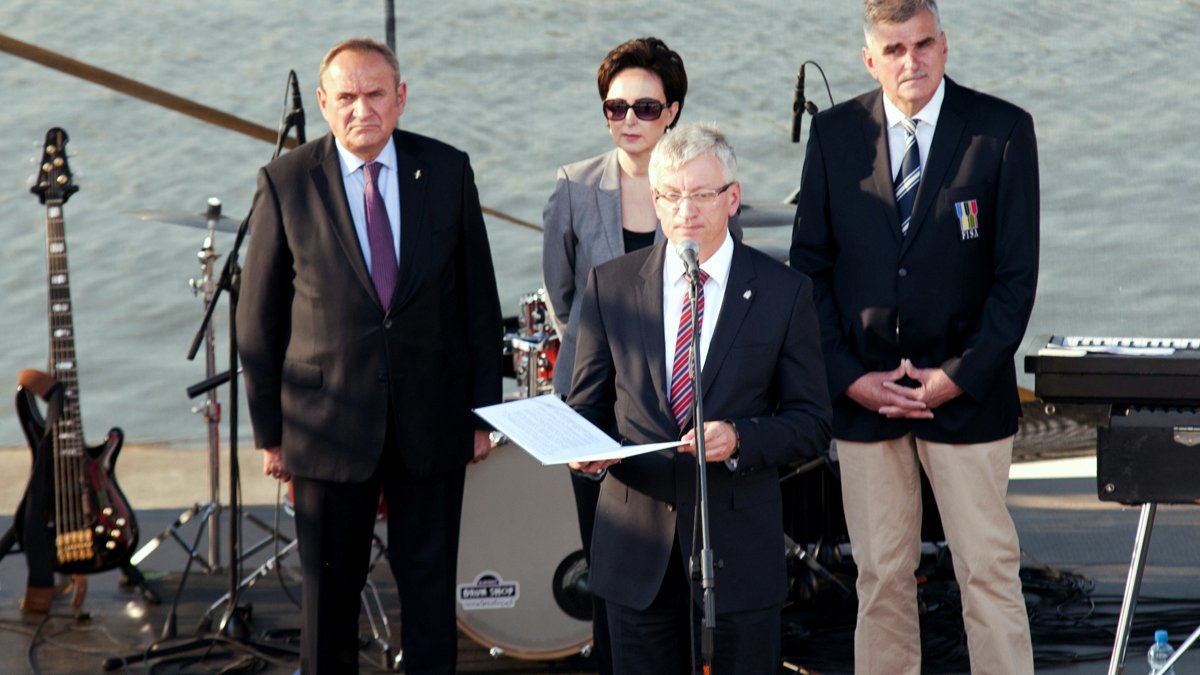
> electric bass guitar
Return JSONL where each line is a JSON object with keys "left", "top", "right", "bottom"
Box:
{"left": 7, "top": 128, "right": 139, "bottom": 587}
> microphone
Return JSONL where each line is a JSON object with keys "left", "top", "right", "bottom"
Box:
{"left": 791, "top": 64, "right": 807, "bottom": 143}
{"left": 677, "top": 239, "right": 700, "bottom": 276}
{"left": 791, "top": 63, "right": 821, "bottom": 143}
{"left": 288, "top": 70, "right": 306, "bottom": 144}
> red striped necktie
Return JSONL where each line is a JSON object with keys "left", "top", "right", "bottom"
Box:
{"left": 669, "top": 269, "right": 710, "bottom": 430}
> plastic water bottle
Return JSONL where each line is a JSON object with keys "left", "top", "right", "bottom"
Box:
{"left": 1148, "top": 629, "right": 1176, "bottom": 674}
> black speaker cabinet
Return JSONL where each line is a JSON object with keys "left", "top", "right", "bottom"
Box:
{"left": 1097, "top": 407, "right": 1200, "bottom": 505}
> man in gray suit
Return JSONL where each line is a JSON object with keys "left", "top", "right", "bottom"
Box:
{"left": 238, "top": 38, "right": 501, "bottom": 674}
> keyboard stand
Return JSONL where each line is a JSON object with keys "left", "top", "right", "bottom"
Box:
{"left": 1107, "top": 502, "right": 1156, "bottom": 675}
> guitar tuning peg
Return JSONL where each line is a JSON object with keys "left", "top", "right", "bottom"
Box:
{"left": 25, "top": 174, "right": 38, "bottom": 188}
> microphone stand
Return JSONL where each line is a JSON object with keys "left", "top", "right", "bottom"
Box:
{"left": 103, "top": 70, "right": 305, "bottom": 671}
{"left": 686, "top": 265, "right": 717, "bottom": 673}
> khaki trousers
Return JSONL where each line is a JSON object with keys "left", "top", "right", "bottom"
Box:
{"left": 837, "top": 434, "right": 1033, "bottom": 675}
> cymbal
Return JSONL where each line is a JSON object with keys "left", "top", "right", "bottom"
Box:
{"left": 125, "top": 209, "right": 242, "bottom": 233}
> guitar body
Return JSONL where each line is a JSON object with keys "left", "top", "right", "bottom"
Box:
{"left": 14, "top": 379, "right": 138, "bottom": 575}
{"left": 4, "top": 128, "right": 142, "bottom": 596}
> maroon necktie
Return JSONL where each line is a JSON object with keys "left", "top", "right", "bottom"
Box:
{"left": 668, "top": 270, "right": 710, "bottom": 429}
{"left": 364, "top": 162, "right": 397, "bottom": 308}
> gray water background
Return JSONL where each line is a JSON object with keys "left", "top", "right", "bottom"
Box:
{"left": 1, "top": 1, "right": 1197, "bottom": 449}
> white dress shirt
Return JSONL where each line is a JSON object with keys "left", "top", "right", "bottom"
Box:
{"left": 883, "top": 77, "right": 946, "bottom": 180}
{"left": 661, "top": 230, "right": 734, "bottom": 389}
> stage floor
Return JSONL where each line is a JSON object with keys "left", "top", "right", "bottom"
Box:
{"left": 1, "top": 437, "right": 1198, "bottom": 673}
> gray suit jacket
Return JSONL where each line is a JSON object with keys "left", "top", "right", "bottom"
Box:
{"left": 542, "top": 150, "right": 664, "bottom": 396}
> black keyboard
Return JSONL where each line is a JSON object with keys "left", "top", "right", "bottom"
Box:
{"left": 1023, "top": 334, "right": 1200, "bottom": 405}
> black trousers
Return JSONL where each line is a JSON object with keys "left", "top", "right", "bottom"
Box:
{"left": 604, "top": 536, "right": 781, "bottom": 675}
{"left": 292, "top": 437, "right": 465, "bottom": 675}
{"left": 570, "top": 470, "right": 612, "bottom": 675}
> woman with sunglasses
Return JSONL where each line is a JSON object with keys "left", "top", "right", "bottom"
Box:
{"left": 540, "top": 36, "right": 686, "bottom": 675}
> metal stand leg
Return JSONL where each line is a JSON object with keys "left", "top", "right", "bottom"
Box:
{"left": 130, "top": 501, "right": 218, "bottom": 572}
{"left": 1107, "top": 502, "right": 1157, "bottom": 675}
{"left": 1156, "top": 622, "right": 1200, "bottom": 673}
{"left": 131, "top": 231, "right": 225, "bottom": 571}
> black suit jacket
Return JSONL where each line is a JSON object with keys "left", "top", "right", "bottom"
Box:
{"left": 568, "top": 238, "right": 831, "bottom": 613}
{"left": 237, "top": 130, "right": 502, "bottom": 481}
{"left": 789, "top": 77, "right": 1039, "bottom": 444}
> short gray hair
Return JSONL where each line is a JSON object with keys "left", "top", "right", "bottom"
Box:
{"left": 319, "top": 37, "right": 402, "bottom": 90}
{"left": 648, "top": 122, "right": 738, "bottom": 187}
{"left": 863, "top": 0, "right": 942, "bottom": 46}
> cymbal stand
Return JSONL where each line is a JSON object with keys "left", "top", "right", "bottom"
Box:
{"left": 128, "top": 218, "right": 224, "bottom": 573}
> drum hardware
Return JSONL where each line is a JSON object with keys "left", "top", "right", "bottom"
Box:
{"left": 130, "top": 199, "right": 225, "bottom": 574}
{"left": 551, "top": 550, "right": 594, "bottom": 622}
{"left": 505, "top": 289, "right": 559, "bottom": 399}
{"left": 509, "top": 334, "right": 556, "bottom": 399}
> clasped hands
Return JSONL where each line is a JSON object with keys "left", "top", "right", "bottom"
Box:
{"left": 847, "top": 358, "right": 963, "bottom": 419}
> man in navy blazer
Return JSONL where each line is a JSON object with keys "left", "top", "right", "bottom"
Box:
{"left": 238, "top": 38, "right": 501, "bottom": 674}
{"left": 789, "top": 1, "right": 1038, "bottom": 673}
{"left": 569, "top": 123, "right": 831, "bottom": 674}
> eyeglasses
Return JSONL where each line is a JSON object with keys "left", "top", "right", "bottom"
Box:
{"left": 603, "top": 98, "right": 667, "bottom": 122}
{"left": 654, "top": 182, "right": 735, "bottom": 210}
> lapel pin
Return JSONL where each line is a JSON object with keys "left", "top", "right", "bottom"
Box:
{"left": 743, "top": 290, "right": 752, "bottom": 300}
{"left": 414, "top": 169, "right": 422, "bottom": 181}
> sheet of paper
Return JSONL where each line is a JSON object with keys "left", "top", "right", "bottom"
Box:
{"left": 474, "top": 394, "right": 682, "bottom": 465}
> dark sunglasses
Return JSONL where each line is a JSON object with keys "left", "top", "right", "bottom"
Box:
{"left": 603, "top": 98, "right": 667, "bottom": 122}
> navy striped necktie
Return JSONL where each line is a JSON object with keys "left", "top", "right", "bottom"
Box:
{"left": 894, "top": 117, "right": 921, "bottom": 236}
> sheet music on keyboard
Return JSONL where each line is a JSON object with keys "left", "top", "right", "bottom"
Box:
{"left": 1039, "top": 335, "right": 1200, "bottom": 358}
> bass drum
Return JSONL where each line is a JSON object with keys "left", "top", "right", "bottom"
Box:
{"left": 456, "top": 439, "right": 593, "bottom": 660}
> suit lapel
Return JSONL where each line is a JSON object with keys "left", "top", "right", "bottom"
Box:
{"left": 636, "top": 243, "right": 672, "bottom": 424}
{"left": 701, "top": 241, "right": 756, "bottom": 398}
{"left": 392, "top": 131, "right": 427, "bottom": 310}
{"left": 864, "top": 91, "right": 904, "bottom": 245}
{"left": 902, "top": 78, "right": 966, "bottom": 254}
{"left": 596, "top": 150, "right": 625, "bottom": 260}
{"left": 310, "top": 135, "right": 377, "bottom": 303}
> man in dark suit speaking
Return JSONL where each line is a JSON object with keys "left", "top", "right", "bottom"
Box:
{"left": 237, "top": 38, "right": 501, "bottom": 674}
{"left": 789, "top": 1, "right": 1039, "bottom": 672}
{"left": 568, "top": 122, "right": 831, "bottom": 674}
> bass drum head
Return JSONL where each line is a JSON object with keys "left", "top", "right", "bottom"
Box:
{"left": 456, "top": 440, "right": 593, "bottom": 660}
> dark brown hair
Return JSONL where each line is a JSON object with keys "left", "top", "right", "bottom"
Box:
{"left": 596, "top": 37, "right": 687, "bottom": 129}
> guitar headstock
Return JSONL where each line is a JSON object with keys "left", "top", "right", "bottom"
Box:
{"left": 31, "top": 127, "right": 78, "bottom": 205}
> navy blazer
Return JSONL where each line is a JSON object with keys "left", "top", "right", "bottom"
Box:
{"left": 789, "top": 77, "right": 1039, "bottom": 444}
{"left": 238, "top": 130, "right": 502, "bottom": 481}
{"left": 568, "top": 238, "right": 831, "bottom": 613}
